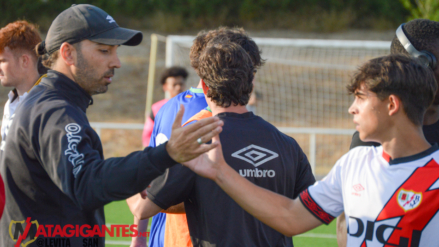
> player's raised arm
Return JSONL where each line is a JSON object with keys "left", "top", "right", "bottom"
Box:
{"left": 183, "top": 135, "right": 322, "bottom": 236}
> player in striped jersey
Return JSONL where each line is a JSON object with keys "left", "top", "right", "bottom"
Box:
{"left": 127, "top": 27, "right": 263, "bottom": 247}
{"left": 183, "top": 54, "right": 439, "bottom": 247}
{"left": 337, "top": 19, "right": 439, "bottom": 247}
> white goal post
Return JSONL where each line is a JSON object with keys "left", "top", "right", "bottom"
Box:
{"left": 162, "top": 36, "right": 391, "bottom": 175}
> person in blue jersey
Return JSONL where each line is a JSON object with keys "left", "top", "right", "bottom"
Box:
{"left": 127, "top": 27, "right": 263, "bottom": 247}
{"left": 136, "top": 87, "right": 207, "bottom": 247}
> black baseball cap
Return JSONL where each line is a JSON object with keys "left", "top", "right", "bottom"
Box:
{"left": 39, "top": 4, "right": 143, "bottom": 55}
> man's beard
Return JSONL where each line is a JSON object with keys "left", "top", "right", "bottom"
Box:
{"left": 73, "top": 51, "right": 114, "bottom": 95}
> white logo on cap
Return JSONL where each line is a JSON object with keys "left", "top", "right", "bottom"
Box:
{"left": 106, "top": 15, "right": 116, "bottom": 24}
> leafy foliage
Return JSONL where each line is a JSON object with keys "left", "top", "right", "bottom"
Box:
{"left": 0, "top": 0, "right": 409, "bottom": 31}
{"left": 400, "top": 0, "right": 439, "bottom": 21}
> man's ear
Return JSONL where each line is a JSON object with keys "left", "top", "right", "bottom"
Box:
{"left": 18, "top": 53, "right": 30, "bottom": 69}
{"left": 388, "top": 94, "right": 401, "bottom": 116}
{"left": 59, "top": 42, "right": 76, "bottom": 66}
{"left": 201, "top": 79, "right": 209, "bottom": 95}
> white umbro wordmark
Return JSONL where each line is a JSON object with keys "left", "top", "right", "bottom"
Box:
{"left": 232, "top": 144, "right": 279, "bottom": 178}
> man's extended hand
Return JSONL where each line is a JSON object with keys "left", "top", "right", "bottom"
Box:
{"left": 166, "top": 105, "right": 223, "bottom": 163}
{"left": 182, "top": 135, "right": 226, "bottom": 181}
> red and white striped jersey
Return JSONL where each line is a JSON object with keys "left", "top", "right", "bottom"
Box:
{"left": 300, "top": 145, "right": 439, "bottom": 247}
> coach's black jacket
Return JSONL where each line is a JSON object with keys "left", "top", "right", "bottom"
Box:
{"left": 0, "top": 70, "right": 176, "bottom": 247}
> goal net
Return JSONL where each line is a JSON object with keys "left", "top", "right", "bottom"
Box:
{"left": 165, "top": 36, "right": 390, "bottom": 175}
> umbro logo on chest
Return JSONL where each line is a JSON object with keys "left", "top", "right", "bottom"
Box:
{"left": 231, "top": 144, "right": 278, "bottom": 167}
{"left": 232, "top": 144, "right": 279, "bottom": 178}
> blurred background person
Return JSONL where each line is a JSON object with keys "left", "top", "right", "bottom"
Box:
{"left": 142, "top": 66, "right": 188, "bottom": 147}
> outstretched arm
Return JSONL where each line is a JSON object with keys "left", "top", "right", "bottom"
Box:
{"left": 183, "top": 135, "right": 322, "bottom": 236}
{"left": 130, "top": 216, "right": 149, "bottom": 247}
{"left": 127, "top": 192, "right": 162, "bottom": 220}
{"left": 127, "top": 189, "right": 186, "bottom": 220}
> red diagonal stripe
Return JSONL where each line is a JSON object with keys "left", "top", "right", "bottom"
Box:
{"left": 376, "top": 159, "right": 439, "bottom": 246}
{"left": 15, "top": 217, "right": 32, "bottom": 247}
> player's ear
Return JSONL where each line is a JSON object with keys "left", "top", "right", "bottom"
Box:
{"left": 388, "top": 94, "right": 401, "bottom": 116}
{"left": 18, "top": 53, "right": 30, "bottom": 70}
{"left": 201, "top": 79, "right": 209, "bottom": 95}
{"left": 59, "top": 42, "right": 75, "bottom": 66}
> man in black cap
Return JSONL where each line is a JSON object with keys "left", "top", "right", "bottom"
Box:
{"left": 0, "top": 4, "right": 222, "bottom": 247}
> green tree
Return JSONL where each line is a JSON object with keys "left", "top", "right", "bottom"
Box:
{"left": 400, "top": 0, "right": 439, "bottom": 21}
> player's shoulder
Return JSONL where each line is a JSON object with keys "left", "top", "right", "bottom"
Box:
{"left": 152, "top": 98, "right": 168, "bottom": 111}
{"left": 155, "top": 96, "right": 181, "bottom": 120}
{"left": 20, "top": 86, "right": 75, "bottom": 118}
{"left": 254, "top": 116, "right": 293, "bottom": 138}
{"left": 246, "top": 114, "right": 303, "bottom": 149}
{"left": 176, "top": 88, "right": 204, "bottom": 100}
{"left": 338, "top": 145, "right": 382, "bottom": 168}
{"left": 160, "top": 89, "right": 201, "bottom": 109}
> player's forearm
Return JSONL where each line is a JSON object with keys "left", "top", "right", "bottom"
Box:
{"left": 214, "top": 163, "right": 308, "bottom": 236}
{"left": 130, "top": 216, "right": 148, "bottom": 247}
{"left": 127, "top": 194, "right": 162, "bottom": 220}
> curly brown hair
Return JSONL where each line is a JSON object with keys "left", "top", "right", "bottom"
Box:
{"left": 190, "top": 27, "right": 263, "bottom": 73}
{"left": 347, "top": 54, "right": 437, "bottom": 125}
{"left": 198, "top": 39, "right": 254, "bottom": 107}
{"left": 0, "top": 20, "right": 41, "bottom": 57}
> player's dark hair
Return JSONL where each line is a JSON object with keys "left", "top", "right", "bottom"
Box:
{"left": 160, "top": 66, "right": 188, "bottom": 85}
{"left": 198, "top": 39, "right": 254, "bottom": 107}
{"left": 190, "top": 27, "right": 264, "bottom": 73}
{"left": 391, "top": 19, "right": 439, "bottom": 56}
{"left": 347, "top": 54, "right": 437, "bottom": 126}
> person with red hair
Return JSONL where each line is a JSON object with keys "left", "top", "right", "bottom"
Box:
{"left": 0, "top": 20, "right": 46, "bottom": 219}
{"left": 0, "top": 20, "right": 46, "bottom": 151}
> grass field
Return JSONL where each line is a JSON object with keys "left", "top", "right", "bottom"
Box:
{"left": 104, "top": 200, "right": 339, "bottom": 247}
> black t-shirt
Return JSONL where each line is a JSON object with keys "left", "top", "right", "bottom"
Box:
{"left": 350, "top": 120, "right": 439, "bottom": 149}
{"left": 147, "top": 112, "right": 316, "bottom": 247}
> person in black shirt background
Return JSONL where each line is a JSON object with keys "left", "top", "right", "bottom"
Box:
{"left": 337, "top": 19, "right": 439, "bottom": 247}
{"left": 130, "top": 36, "right": 315, "bottom": 247}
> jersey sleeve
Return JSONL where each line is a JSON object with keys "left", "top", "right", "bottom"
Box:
{"left": 299, "top": 157, "right": 344, "bottom": 225}
{"left": 146, "top": 164, "right": 196, "bottom": 209}
{"left": 293, "top": 146, "right": 316, "bottom": 198}
{"left": 37, "top": 105, "right": 177, "bottom": 211}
